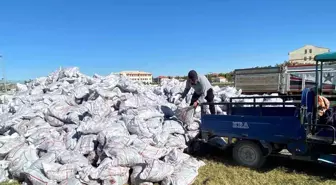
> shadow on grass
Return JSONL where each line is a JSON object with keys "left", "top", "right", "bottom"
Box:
{"left": 190, "top": 143, "right": 336, "bottom": 181}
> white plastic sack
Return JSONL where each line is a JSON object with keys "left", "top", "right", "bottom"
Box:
{"left": 59, "top": 177, "right": 82, "bottom": 185}
{"left": 103, "top": 135, "right": 138, "bottom": 151}
{"left": 45, "top": 114, "right": 65, "bottom": 127}
{"left": 139, "top": 160, "right": 174, "bottom": 182}
{"left": 74, "top": 85, "right": 90, "bottom": 99}
{"left": 96, "top": 87, "right": 121, "bottom": 100}
{"left": 96, "top": 123, "right": 130, "bottom": 146}
{"left": 118, "top": 94, "right": 149, "bottom": 111}
{"left": 47, "top": 101, "right": 72, "bottom": 121}
{"left": 66, "top": 105, "right": 89, "bottom": 124}
{"left": 125, "top": 117, "right": 155, "bottom": 138}
{"left": 0, "top": 135, "right": 25, "bottom": 158}
{"left": 7, "top": 144, "right": 39, "bottom": 179}
{"left": 57, "top": 150, "right": 89, "bottom": 167}
{"left": 174, "top": 106, "right": 194, "bottom": 126}
{"left": 26, "top": 127, "right": 61, "bottom": 146}
{"left": 36, "top": 138, "right": 66, "bottom": 152}
{"left": 87, "top": 150, "right": 98, "bottom": 165}
{"left": 11, "top": 119, "right": 30, "bottom": 136}
{"left": 83, "top": 96, "right": 111, "bottom": 119}
{"left": 24, "top": 124, "right": 55, "bottom": 139}
{"left": 25, "top": 153, "right": 57, "bottom": 185}
{"left": 90, "top": 158, "right": 129, "bottom": 181}
{"left": 130, "top": 165, "right": 153, "bottom": 185}
{"left": 77, "top": 117, "right": 119, "bottom": 134}
{"left": 161, "top": 158, "right": 205, "bottom": 185}
{"left": 187, "top": 120, "right": 200, "bottom": 131}
{"left": 132, "top": 139, "right": 170, "bottom": 159}
{"left": 152, "top": 131, "right": 170, "bottom": 147}
{"left": 124, "top": 108, "right": 164, "bottom": 137}
{"left": 30, "top": 86, "right": 44, "bottom": 95}
{"left": 145, "top": 117, "right": 163, "bottom": 136}
{"left": 136, "top": 108, "right": 164, "bottom": 120}
{"left": 164, "top": 148, "right": 190, "bottom": 167}
{"left": 117, "top": 77, "right": 142, "bottom": 93}
{"left": 63, "top": 127, "right": 78, "bottom": 150}
{"left": 29, "top": 152, "right": 57, "bottom": 171}
{"left": 42, "top": 163, "right": 78, "bottom": 182}
{"left": 104, "top": 147, "right": 144, "bottom": 167}
{"left": 165, "top": 134, "right": 187, "bottom": 150}
{"left": 0, "top": 117, "right": 23, "bottom": 134}
{"left": 77, "top": 165, "right": 97, "bottom": 184}
{"left": 186, "top": 130, "right": 200, "bottom": 141}
{"left": 75, "top": 134, "right": 97, "bottom": 155}
{"left": 25, "top": 167, "right": 58, "bottom": 185}
{"left": 162, "top": 120, "right": 185, "bottom": 134}
{"left": 0, "top": 161, "right": 9, "bottom": 183}
{"left": 16, "top": 83, "right": 28, "bottom": 92}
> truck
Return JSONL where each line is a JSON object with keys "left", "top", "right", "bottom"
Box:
{"left": 234, "top": 64, "right": 336, "bottom": 97}
{"left": 198, "top": 52, "right": 336, "bottom": 169}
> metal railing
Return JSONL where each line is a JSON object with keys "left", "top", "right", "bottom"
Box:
{"left": 229, "top": 95, "right": 301, "bottom": 108}
{"left": 200, "top": 101, "right": 301, "bottom": 116}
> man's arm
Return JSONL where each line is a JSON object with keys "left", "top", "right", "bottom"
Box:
{"left": 181, "top": 80, "right": 191, "bottom": 99}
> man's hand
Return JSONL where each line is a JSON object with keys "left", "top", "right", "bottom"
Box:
{"left": 193, "top": 101, "right": 199, "bottom": 108}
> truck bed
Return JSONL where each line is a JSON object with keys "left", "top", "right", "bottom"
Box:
{"left": 234, "top": 64, "right": 336, "bottom": 95}
{"left": 234, "top": 66, "right": 283, "bottom": 93}
{"left": 200, "top": 101, "right": 304, "bottom": 144}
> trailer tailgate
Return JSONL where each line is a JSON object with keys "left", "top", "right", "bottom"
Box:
{"left": 234, "top": 67, "right": 282, "bottom": 93}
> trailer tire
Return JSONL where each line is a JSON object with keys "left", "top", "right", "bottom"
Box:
{"left": 233, "top": 140, "right": 266, "bottom": 169}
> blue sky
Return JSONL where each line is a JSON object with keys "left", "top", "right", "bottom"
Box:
{"left": 1, "top": 0, "right": 336, "bottom": 80}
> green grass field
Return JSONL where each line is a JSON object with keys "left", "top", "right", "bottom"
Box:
{"left": 192, "top": 146, "right": 336, "bottom": 185}
{"left": 0, "top": 182, "right": 19, "bottom": 185}
{"left": 1, "top": 148, "right": 336, "bottom": 185}
{"left": 193, "top": 158, "right": 336, "bottom": 185}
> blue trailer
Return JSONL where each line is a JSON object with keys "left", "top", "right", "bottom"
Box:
{"left": 199, "top": 52, "right": 336, "bottom": 168}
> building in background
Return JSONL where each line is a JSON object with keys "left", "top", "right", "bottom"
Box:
{"left": 213, "top": 76, "right": 228, "bottom": 83}
{"left": 288, "top": 45, "right": 330, "bottom": 65}
{"left": 118, "top": 71, "right": 153, "bottom": 84}
{"left": 153, "top": 76, "right": 169, "bottom": 84}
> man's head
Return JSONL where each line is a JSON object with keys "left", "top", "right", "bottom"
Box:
{"left": 188, "top": 70, "right": 198, "bottom": 85}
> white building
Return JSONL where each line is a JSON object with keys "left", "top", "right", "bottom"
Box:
{"left": 288, "top": 45, "right": 330, "bottom": 65}
{"left": 118, "top": 71, "right": 153, "bottom": 84}
{"left": 213, "top": 76, "right": 228, "bottom": 83}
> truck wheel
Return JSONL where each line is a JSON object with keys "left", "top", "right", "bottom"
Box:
{"left": 232, "top": 140, "right": 266, "bottom": 169}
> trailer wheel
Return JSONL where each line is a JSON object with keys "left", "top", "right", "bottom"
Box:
{"left": 233, "top": 140, "right": 266, "bottom": 169}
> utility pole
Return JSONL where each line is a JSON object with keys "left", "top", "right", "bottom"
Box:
{"left": 0, "top": 55, "right": 6, "bottom": 94}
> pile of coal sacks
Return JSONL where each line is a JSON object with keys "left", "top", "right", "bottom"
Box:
{"left": 0, "top": 67, "right": 282, "bottom": 185}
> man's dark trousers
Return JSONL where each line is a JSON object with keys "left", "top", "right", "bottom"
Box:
{"left": 189, "top": 88, "right": 216, "bottom": 115}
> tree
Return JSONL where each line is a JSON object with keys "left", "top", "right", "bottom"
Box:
{"left": 224, "top": 72, "right": 234, "bottom": 82}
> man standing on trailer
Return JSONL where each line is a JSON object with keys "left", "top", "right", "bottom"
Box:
{"left": 179, "top": 70, "right": 216, "bottom": 114}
